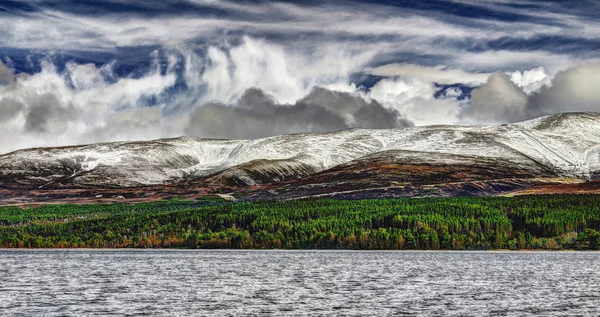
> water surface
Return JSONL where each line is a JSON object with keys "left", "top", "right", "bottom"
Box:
{"left": 0, "top": 250, "right": 598, "bottom": 316}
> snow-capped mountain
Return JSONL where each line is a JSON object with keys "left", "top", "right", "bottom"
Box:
{"left": 1, "top": 112, "right": 600, "bottom": 190}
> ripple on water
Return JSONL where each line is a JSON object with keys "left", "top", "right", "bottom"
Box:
{"left": 0, "top": 250, "right": 599, "bottom": 316}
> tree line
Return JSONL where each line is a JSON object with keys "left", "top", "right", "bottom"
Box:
{"left": 0, "top": 195, "right": 599, "bottom": 249}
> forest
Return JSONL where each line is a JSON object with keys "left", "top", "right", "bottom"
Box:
{"left": 0, "top": 195, "right": 599, "bottom": 250}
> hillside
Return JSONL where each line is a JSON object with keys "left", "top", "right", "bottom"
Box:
{"left": 1, "top": 112, "right": 600, "bottom": 203}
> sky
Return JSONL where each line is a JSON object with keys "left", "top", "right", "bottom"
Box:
{"left": 0, "top": 0, "right": 599, "bottom": 153}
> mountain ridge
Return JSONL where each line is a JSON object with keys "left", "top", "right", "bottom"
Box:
{"left": 1, "top": 112, "right": 600, "bottom": 203}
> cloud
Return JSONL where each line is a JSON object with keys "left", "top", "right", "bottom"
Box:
{"left": 462, "top": 62, "right": 600, "bottom": 124}
{"left": 367, "top": 78, "right": 466, "bottom": 126}
{"left": 0, "top": 58, "right": 179, "bottom": 153}
{"left": 0, "top": 4, "right": 512, "bottom": 50}
{"left": 0, "top": 61, "right": 14, "bottom": 85}
{"left": 81, "top": 107, "right": 168, "bottom": 143}
{"left": 0, "top": 97, "right": 22, "bottom": 123}
{"left": 0, "top": 37, "right": 391, "bottom": 153}
{"left": 461, "top": 73, "right": 528, "bottom": 124}
{"left": 185, "top": 87, "right": 413, "bottom": 139}
{"left": 528, "top": 62, "right": 600, "bottom": 114}
{"left": 23, "top": 93, "right": 79, "bottom": 134}
{"left": 365, "top": 64, "right": 491, "bottom": 85}
{"left": 509, "top": 67, "right": 551, "bottom": 94}
{"left": 199, "top": 36, "right": 378, "bottom": 105}
{"left": 454, "top": 50, "right": 578, "bottom": 74}
{"left": 0, "top": 37, "right": 416, "bottom": 154}
{"left": 2, "top": 0, "right": 598, "bottom": 77}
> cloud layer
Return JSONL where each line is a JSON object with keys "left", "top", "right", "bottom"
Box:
{"left": 1, "top": 42, "right": 599, "bottom": 154}
{"left": 0, "top": 1, "right": 599, "bottom": 153}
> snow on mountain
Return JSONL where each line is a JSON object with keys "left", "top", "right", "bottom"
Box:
{"left": 1, "top": 112, "right": 600, "bottom": 189}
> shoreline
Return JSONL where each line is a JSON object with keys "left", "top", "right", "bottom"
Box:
{"left": 0, "top": 248, "right": 597, "bottom": 252}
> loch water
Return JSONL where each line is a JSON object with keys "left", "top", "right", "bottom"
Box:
{"left": 0, "top": 250, "right": 599, "bottom": 316}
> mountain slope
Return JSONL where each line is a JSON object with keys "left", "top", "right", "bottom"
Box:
{"left": 1, "top": 112, "right": 600, "bottom": 195}
{"left": 235, "top": 150, "right": 567, "bottom": 200}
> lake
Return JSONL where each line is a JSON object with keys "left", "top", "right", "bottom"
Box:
{"left": 0, "top": 250, "right": 598, "bottom": 316}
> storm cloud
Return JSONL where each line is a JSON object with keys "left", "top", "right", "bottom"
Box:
{"left": 461, "top": 73, "right": 528, "bottom": 124}
{"left": 528, "top": 63, "right": 600, "bottom": 115}
{"left": 0, "top": 97, "right": 21, "bottom": 123}
{"left": 0, "top": 61, "right": 13, "bottom": 86}
{"left": 185, "top": 87, "right": 412, "bottom": 139}
{"left": 462, "top": 63, "right": 600, "bottom": 124}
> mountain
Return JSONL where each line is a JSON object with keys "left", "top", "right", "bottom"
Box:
{"left": 1, "top": 112, "right": 600, "bottom": 203}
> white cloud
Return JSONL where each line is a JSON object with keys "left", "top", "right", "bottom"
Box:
{"left": 0, "top": 37, "right": 382, "bottom": 153}
{"left": 0, "top": 55, "right": 179, "bottom": 153}
{"left": 367, "top": 78, "right": 464, "bottom": 126}
{"left": 366, "top": 63, "right": 491, "bottom": 85}
{"left": 455, "top": 50, "right": 578, "bottom": 74}
{"left": 508, "top": 67, "right": 551, "bottom": 94}
{"left": 199, "top": 36, "right": 377, "bottom": 104}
